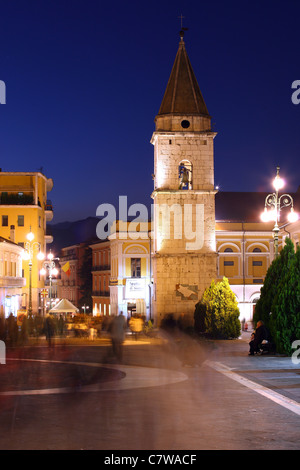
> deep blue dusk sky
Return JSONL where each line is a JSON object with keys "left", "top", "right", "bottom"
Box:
{"left": 0, "top": 0, "right": 299, "bottom": 223}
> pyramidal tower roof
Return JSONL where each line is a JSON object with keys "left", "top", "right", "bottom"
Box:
{"left": 158, "top": 30, "right": 210, "bottom": 117}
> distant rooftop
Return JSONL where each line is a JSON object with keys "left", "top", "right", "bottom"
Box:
{"left": 215, "top": 189, "right": 300, "bottom": 223}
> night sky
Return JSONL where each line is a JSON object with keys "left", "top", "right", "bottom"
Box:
{"left": 0, "top": 0, "right": 299, "bottom": 223}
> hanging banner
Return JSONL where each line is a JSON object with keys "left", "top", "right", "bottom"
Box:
{"left": 125, "top": 278, "right": 146, "bottom": 299}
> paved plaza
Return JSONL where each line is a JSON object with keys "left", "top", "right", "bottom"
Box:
{"left": 0, "top": 330, "right": 299, "bottom": 450}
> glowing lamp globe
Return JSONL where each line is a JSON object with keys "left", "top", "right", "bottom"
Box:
{"left": 273, "top": 175, "right": 284, "bottom": 191}
{"left": 22, "top": 251, "right": 30, "bottom": 260}
{"left": 37, "top": 251, "right": 45, "bottom": 260}
{"left": 261, "top": 208, "right": 271, "bottom": 222}
{"left": 288, "top": 208, "right": 298, "bottom": 223}
{"left": 26, "top": 231, "right": 34, "bottom": 242}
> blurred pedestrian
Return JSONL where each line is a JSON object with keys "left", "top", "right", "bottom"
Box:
{"left": 110, "top": 311, "right": 126, "bottom": 361}
{"left": 6, "top": 314, "right": 18, "bottom": 346}
{"left": 129, "top": 315, "right": 144, "bottom": 340}
{"left": 45, "top": 314, "right": 55, "bottom": 347}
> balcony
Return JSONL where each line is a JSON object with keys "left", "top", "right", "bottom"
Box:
{"left": 0, "top": 276, "right": 26, "bottom": 288}
{"left": 45, "top": 199, "right": 53, "bottom": 221}
{"left": 92, "top": 265, "right": 111, "bottom": 271}
{"left": 92, "top": 290, "right": 110, "bottom": 297}
{"left": 45, "top": 225, "right": 53, "bottom": 244}
{"left": 0, "top": 193, "right": 34, "bottom": 205}
{"left": 62, "top": 280, "right": 76, "bottom": 287}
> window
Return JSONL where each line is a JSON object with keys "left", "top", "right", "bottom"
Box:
{"left": 17, "top": 215, "right": 24, "bottom": 226}
{"left": 253, "top": 247, "right": 262, "bottom": 252}
{"left": 224, "top": 260, "right": 234, "bottom": 266}
{"left": 252, "top": 261, "right": 262, "bottom": 266}
{"left": 11, "top": 261, "right": 16, "bottom": 277}
{"left": 2, "top": 215, "right": 8, "bottom": 226}
{"left": 131, "top": 258, "right": 141, "bottom": 278}
{"left": 224, "top": 247, "right": 233, "bottom": 252}
{"left": 181, "top": 120, "right": 190, "bottom": 129}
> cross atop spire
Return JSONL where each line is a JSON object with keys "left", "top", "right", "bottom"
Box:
{"left": 178, "top": 14, "right": 188, "bottom": 41}
{"left": 178, "top": 14, "right": 185, "bottom": 29}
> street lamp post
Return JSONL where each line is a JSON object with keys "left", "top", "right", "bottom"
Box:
{"left": 40, "top": 251, "right": 59, "bottom": 313}
{"left": 23, "top": 230, "right": 44, "bottom": 315}
{"left": 261, "top": 167, "right": 298, "bottom": 258}
{"left": 82, "top": 305, "right": 90, "bottom": 314}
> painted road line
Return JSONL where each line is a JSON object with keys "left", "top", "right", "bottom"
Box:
{"left": 206, "top": 360, "right": 300, "bottom": 417}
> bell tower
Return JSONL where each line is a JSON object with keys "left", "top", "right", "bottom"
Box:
{"left": 151, "top": 30, "right": 217, "bottom": 325}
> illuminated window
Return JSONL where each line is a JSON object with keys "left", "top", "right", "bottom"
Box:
{"left": 131, "top": 258, "right": 141, "bottom": 278}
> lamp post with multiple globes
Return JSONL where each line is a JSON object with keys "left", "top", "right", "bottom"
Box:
{"left": 40, "top": 251, "right": 59, "bottom": 313}
{"left": 261, "top": 167, "right": 298, "bottom": 258}
{"left": 23, "top": 229, "right": 45, "bottom": 315}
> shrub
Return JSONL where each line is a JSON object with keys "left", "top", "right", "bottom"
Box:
{"left": 195, "top": 277, "right": 240, "bottom": 339}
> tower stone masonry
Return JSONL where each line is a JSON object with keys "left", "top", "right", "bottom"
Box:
{"left": 151, "top": 31, "right": 217, "bottom": 325}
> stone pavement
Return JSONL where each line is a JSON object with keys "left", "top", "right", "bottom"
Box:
{"left": 0, "top": 330, "right": 299, "bottom": 450}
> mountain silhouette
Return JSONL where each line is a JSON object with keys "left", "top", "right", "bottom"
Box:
{"left": 49, "top": 217, "right": 99, "bottom": 255}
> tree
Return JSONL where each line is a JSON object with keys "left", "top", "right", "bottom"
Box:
{"left": 269, "top": 244, "right": 300, "bottom": 354}
{"left": 194, "top": 277, "right": 240, "bottom": 339}
{"left": 253, "top": 238, "right": 300, "bottom": 355}
{"left": 254, "top": 237, "right": 295, "bottom": 328}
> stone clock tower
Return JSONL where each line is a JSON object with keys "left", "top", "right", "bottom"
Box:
{"left": 151, "top": 31, "right": 217, "bottom": 325}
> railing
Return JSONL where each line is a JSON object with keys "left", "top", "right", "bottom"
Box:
{"left": 0, "top": 193, "right": 34, "bottom": 205}
{"left": 60, "top": 255, "right": 77, "bottom": 261}
{"left": 45, "top": 200, "right": 53, "bottom": 211}
{"left": 92, "top": 290, "right": 110, "bottom": 297}
{"left": 60, "top": 280, "right": 76, "bottom": 287}
{"left": 92, "top": 265, "right": 111, "bottom": 271}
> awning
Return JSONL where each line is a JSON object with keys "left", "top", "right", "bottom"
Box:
{"left": 49, "top": 298, "right": 79, "bottom": 313}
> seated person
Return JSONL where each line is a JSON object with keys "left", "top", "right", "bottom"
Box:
{"left": 249, "top": 320, "right": 269, "bottom": 355}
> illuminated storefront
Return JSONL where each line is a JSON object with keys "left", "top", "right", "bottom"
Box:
{"left": 0, "top": 235, "right": 25, "bottom": 317}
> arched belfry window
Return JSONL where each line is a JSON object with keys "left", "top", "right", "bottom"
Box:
{"left": 178, "top": 160, "right": 192, "bottom": 190}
